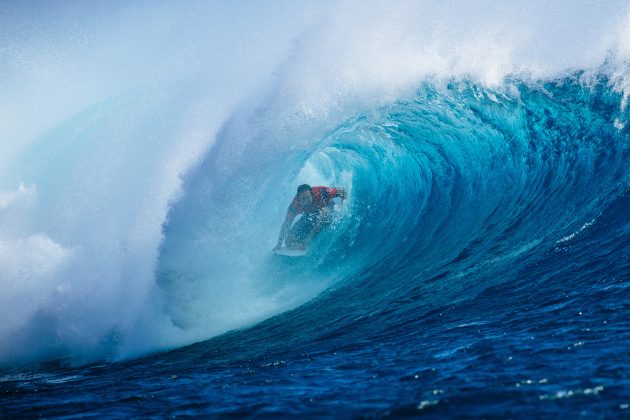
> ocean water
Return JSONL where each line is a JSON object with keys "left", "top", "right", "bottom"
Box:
{"left": 1, "top": 1, "right": 629, "bottom": 417}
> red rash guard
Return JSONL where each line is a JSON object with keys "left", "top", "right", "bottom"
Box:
{"left": 286, "top": 186, "right": 340, "bottom": 223}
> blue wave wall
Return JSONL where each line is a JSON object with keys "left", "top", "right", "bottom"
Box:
{"left": 157, "top": 76, "right": 628, "bottom": 344}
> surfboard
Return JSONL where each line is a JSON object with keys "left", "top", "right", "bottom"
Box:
{"left": 273, "top": 247, "right": 307, "bottom": 257}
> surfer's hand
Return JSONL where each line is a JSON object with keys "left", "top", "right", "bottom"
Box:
{"left": 338, "top": 188, "right": 347, "bottom": 200}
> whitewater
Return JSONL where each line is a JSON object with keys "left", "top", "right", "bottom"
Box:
{"left": 1, "top": 1, "right": 629, "bottom": 417}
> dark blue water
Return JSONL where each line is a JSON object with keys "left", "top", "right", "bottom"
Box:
{"left": 1, "top": 75, "right": 629, "bottom": 417}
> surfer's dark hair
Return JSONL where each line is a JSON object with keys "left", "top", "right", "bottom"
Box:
{"left": 297, "top": 184, "right": 312, "bottom": 194}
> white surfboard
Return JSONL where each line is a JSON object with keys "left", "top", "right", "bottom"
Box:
{"left": 273, "top": 247, "right": 307, "bottom": 257}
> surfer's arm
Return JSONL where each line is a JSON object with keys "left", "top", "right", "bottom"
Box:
{"left": 326, "top": 187, "right": 346, "bottom": 200}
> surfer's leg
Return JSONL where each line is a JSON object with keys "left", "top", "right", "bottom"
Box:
{"left": 284, "top": 234, "right": 297, "bottom": 248}
{"left": 314, "top": 207, "right": 332, "bottom": 233}
{"left": 286, "top": 215, "right": 316, "bottom": 249}
{"left": 303, "top": 207, "right": 332, "bottom": 246}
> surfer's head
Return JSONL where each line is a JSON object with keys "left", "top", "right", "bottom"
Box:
{"left": 297, "top": 184, "right": 313, "bottom": 207}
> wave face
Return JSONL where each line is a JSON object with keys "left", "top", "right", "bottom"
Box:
{"left": 156, "top": 74, "right": 628, "bottom": 349}
{"left": 1, "top": 1, "right": 629, "bottom": 417}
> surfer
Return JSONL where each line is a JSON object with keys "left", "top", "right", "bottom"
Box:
{"left": 274, "top": 184, "right": 346, "bottom": 251}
